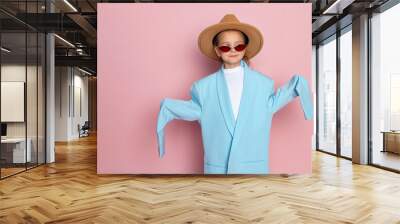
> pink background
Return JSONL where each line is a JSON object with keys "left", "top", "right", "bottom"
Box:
{"left": 97, "top": 3, "right": 313, "bottom": 174}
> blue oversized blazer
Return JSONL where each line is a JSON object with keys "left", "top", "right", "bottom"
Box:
{"left": 157, "top": 59, "right": 313, "bottom": 174}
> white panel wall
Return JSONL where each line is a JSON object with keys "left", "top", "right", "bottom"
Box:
{"left": 55, "top": 66, "right": 89, "bottom": 141}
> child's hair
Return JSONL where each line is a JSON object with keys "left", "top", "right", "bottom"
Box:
{"left": 212, "top": 29, "right": 250, "bottom": 65}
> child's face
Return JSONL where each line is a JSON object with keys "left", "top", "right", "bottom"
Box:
{"left": 214, "top": 30, "right": 246, "bottom": 66}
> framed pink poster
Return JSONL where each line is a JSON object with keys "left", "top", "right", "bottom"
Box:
{"left": 97, "top": 3, "right": 313, "bottom": 175}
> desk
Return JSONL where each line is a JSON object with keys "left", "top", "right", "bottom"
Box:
{"left": 1, "top": 138, "right": 32, "bottom": 163}
{"left": 381, "top": 131, "right": 400, "bottom": 154}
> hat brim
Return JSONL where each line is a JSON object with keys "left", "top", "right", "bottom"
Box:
{"left": 198, "top": 22, "right": 263, "bottom": 61}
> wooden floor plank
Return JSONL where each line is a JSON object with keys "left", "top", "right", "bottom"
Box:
{"left": 1, "top": 133, "right": 400, "bottom": 223}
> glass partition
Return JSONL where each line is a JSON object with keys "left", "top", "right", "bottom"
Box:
{"left": 0, "top": 1, "right": 46, "bottom": 179}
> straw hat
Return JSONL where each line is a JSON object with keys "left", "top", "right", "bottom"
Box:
{"left": 197, "top": 13, "right": 264, "bottom": 61}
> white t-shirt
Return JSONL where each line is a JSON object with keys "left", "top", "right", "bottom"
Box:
{"left": 222, "top": 64, "right": 244, "bottom": 121}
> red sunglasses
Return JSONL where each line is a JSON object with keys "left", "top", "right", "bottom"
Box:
{"left": 217, "top": 44, "right": 247, "bottom": 53}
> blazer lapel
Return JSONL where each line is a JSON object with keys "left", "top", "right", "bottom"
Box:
{"left": 231, "top": 60, "right": 255, "bottom": 141}
{"left": 216, "top": 59, "right": 255, "bottom": 138}
{"left": 216, "top": 63, "right": 236, "bottom": 137}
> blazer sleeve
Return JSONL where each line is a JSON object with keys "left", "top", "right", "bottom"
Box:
{"left": 156, "top": 82, "right": 202, "bottom": 158}
{"left": 267, "top": 74, "right": 313, "bottom": 120}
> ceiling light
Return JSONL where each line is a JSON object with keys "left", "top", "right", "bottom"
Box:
{"left": 54, "top": 34, "right": 75, "bottom": 48}
{"left": 322, "top": 0, "right": 355, "bottom": 15}
{"left": 78, "top": 67, "right": 93, "bottom": 76}
{"left": 1, "top": 47, "right": 11, "bottom": 53}
{"left": 323, "top": 0, "right": 341, "bottom": 14}
{"left": 63, "top": 0, "right": 78, "bottom": 12}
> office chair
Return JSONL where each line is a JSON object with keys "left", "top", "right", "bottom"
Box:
{"left": 79, "top": 121, "right": 90, "bottom": 138}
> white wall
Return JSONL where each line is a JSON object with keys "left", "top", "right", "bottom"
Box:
{"left": 55, "top": 66, "right": 69, "bottom": 141}
{"left": 55, "top": 67, "right": 89, "bottom": 141}
{"left": 71, "top": 72, "right": 89, "bottom": 138}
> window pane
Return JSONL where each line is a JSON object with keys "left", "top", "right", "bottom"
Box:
{"left": 340, "top": 28, "right": 352, "bottom": 158}
{"left": 318, "top": 36, "right": 337, "bottom": 154}
{"left": 371, "top": 3, "right": 400, "bottom": 171}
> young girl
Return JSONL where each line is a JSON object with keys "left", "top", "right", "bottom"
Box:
{"left": 157, "top": 14, "right": 313, "bottom": 174}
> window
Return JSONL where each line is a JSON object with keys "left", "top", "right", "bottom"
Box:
{"left": 339, "top": 27, "right": 352, "bottom": 158}
{"left": 370, "top": 2, "right": 400, "bottom": 171}
{"left": 317, "top": 35, "right": 337, "bottom": 154}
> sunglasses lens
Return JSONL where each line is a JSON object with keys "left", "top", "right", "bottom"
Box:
{"left": 218, "top": 46, "right": 231, "bottom": 52}
{"left": 234, "top": 44, "right": 246, "bottom": 52}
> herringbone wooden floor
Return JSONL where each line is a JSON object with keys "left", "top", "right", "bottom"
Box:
{"left": 1, "top": 133, "right": 400, "bottom": 224}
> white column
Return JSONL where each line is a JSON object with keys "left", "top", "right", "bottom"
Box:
{"left": 352, "top": 14, "right": 369, "bottom": 164}
{"left": 46, "top": 1, "right": 55, "bottom": 163}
